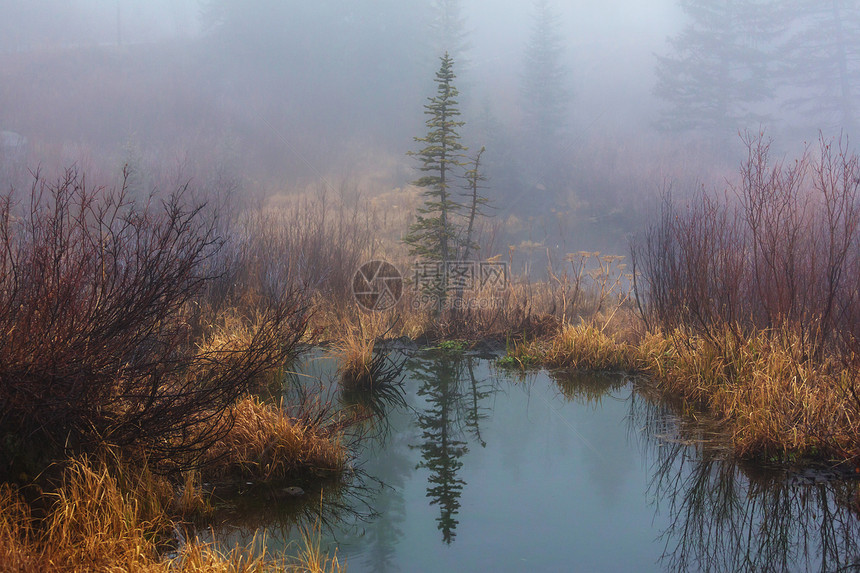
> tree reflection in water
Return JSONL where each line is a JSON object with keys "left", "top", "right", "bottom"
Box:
{"left": 627, "top": 383, "right": 860, "bottom": 573}
{"left": 203, "top": 357, "right": 860, "bottom": 571}
{"left": 407, "top": 348, "right": 495, "bottom": 544}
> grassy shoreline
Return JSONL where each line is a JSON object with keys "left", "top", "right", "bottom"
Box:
{"left": 0, "top": 396, "right": 350, "bottom": 572}
{"left": 0, "top": 456, "right": 346, "bottom": 572}
{"left": 503, "top": 318, "right": 860, "bottom": 466}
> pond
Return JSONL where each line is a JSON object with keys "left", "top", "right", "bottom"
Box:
{"left": 205, "top": 348, "right": 860, "bottom": 572}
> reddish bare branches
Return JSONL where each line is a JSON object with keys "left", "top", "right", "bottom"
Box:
{"left": 0, "top": 169, "right": 308, "bottom": 469}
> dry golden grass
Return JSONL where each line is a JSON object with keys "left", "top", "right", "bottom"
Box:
{"left": 204, "top": 396, "right": 347, "bottom": 482}
{"left": 0, "top": 457, "right": 345, "bottom": 573}
{"left": 0, "top": 484, "right": 38, "bottom": 572}
{"left": 333, "top": 312, "right": 389, "bottom": 390}
{"left": 175, "top": 470, "right": 214, "bottom": 519}
{"left": 42, "top": 457, "right": 165, "bottom": 569}
{"left": 292, "top": 236, "right": 633, "bottom": 346}
{"left": 0, "top": 457, "right": 165, "bottom": 572}
{"left": 643, "top": 327, "right": 860, "bottom": 459}
{"left": 168, "top": 537, "right": 289, "bottom": 573}
{"left": 196, "top": 308, "right": 261, "bottom": 356}
{"left": 504, "top": 317, "right": 860, "bottom": 461}
{"left": 543, "top": 322, "right": 634, "bottom": 371}
{"left": 171, "top": 533, "right": 344, "bottom": 572}
{"left": 293, "top": 522, "right": 345, "bottom": 573}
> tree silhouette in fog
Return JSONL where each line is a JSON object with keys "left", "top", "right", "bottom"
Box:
{"left": 429, "top": 0, "right": 471, "bottom": 70}
{"left": 654, "top": 0, "right": 775, "bottom": 136}
{"left": 777, "top": 0, "right": 860, "bottom": 134}
{"left": 521, "top": 1, "right": 569, "bottom": 138}
{"left": 520, "top": 0, "right": 570, "bottom": 178}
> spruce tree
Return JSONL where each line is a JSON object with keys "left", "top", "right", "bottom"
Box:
{"left": 521, "top": 0, "right": 569, "bottom": 146}
{"left": 654, "top": 0, "right": 776, "bottom": 135}
{"left": 406, "top": 54, "right": 493, "bottom": 310}
{"left": 519, "top": 0, "right": 570, "bottom": 201}
{"left": 429, "top": 0, "right": 471, "bottom": 68}
{"left": 778, "top": 0, "right": 860, "bottom": 134}
{"left": 405, "top": 52, "right": 467, "bottom": 269}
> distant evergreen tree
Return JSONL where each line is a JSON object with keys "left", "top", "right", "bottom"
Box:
{"left": 654, "top": 0, "right": 776, "bottom": 135}
{"left": 471, "top": 99, "right": 522, "bottom": 204}
{"left": 521, "top": 0, "right": 570, "bottom": 147}
{"left": 777, "top": 0, "right": 860, "bottom": 134}
{"left": 519, "top": 0, "right": 570, "bottom": 201}
{"left": 429, "top": 0, "right": 471, "bottom": 67}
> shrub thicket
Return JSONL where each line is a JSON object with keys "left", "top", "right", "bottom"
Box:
{"left": 0, "top": 168, "right": 308, "bottom": 471}
{"left": 633, "top": 133, "right": 860, "bottom": 363}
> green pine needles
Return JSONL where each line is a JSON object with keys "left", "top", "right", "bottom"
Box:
{"left": 405, "top": 53, "right": 489, "bottom": 307}
{"left": 405, "top": 52, "right": 466, "bottom": 264}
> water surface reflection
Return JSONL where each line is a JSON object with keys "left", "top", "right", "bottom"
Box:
{"left": 204, "top": 351, "right": 860, "bottom": 572}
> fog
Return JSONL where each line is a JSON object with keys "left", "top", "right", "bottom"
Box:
{"left": 1, "top": 0, "right": 858, "bottom": 256}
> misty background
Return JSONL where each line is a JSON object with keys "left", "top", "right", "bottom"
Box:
{"left": 1, "top": 0, "right": 857, "bottom": 257}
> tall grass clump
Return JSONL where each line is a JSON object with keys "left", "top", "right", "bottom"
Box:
{"left": 334, "top": 312, "right": 404, "bottom": 396}
{"left": 0, "top": 168, "right": 308, "bottom": 472}
{"left": 631, "top": 133, "right": 860, "bottom": 459}
{"left": 204, "top": 396, "right": 350, "bottom": 482}
{"left": 542, "top": 323, "right": 633, "bottom": 371}
{"left": 0, "top": 456, "right": 345, "bottom": 572}
{"left": 41, "top": 456, "right": 167, "bottom": 569}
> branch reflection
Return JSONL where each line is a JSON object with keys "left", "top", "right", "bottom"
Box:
{"left": 629, "top": 382, "right": 860, "bottom": 573}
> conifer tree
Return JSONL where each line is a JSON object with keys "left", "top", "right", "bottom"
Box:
{"left": 654, "top": 0, "right": 776, "bottom": 135}
{"left": 519, "top": 0, "right": 570, "bottom": 200}
{"left": 406, "top": 54, "right": 492, "bottom": 310}
{"left": 778, "top": 0, "right": 860, "bottom": 133}
{"left": 429, "top": 0, "right": 471, "bottom": 68}
{"left": 405, "top": 53, "right": 467, "bottom": 268}
{"left": 521, "top": 0, "right": 569, "bottom": 146}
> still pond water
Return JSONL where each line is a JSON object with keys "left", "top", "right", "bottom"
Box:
{"left": 209, "top": 348, "right": 860, "bottom": 572}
